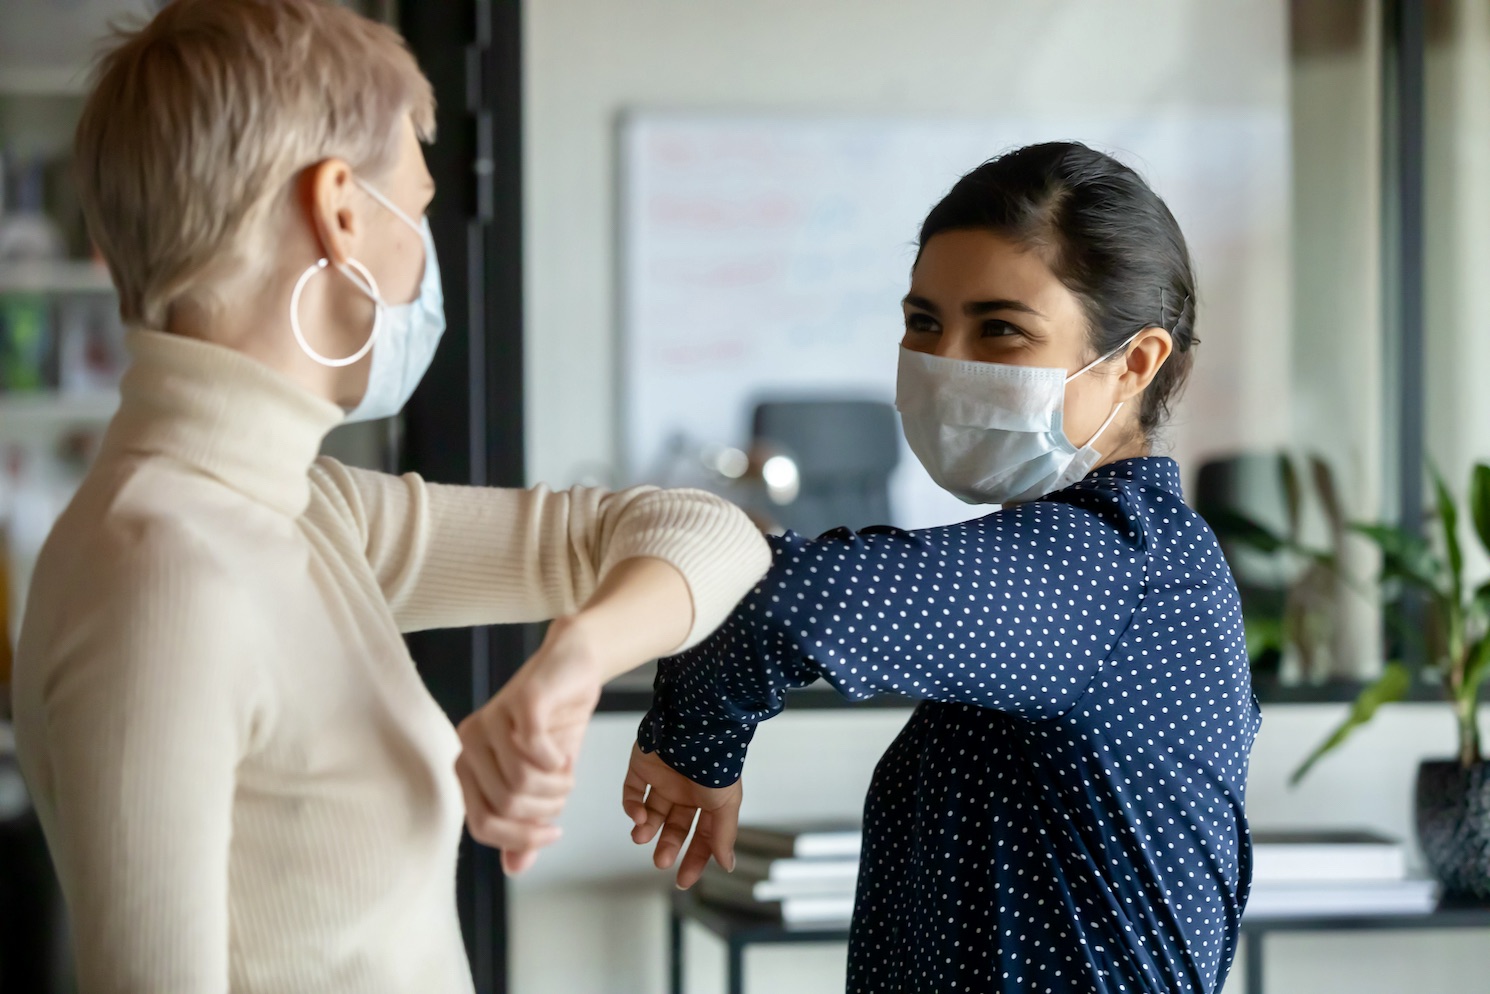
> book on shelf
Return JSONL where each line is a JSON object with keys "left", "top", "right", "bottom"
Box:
{"left": 734, "top": 821, "right": 862, "bottom": 860}
{"left": 698, "top": 873, "right": 856, "bottom": 924}
{"left": 700, "top": 862, "right": 857, "bottom": 902}
{"left": 732, "top": 851, "right": 861, "bottom": 885}
{"left": 1245, "top": 878, "right": 1438, "bottom": 919}
{"left": 1250, "top": 828, "right": 1407, "bottom": 884}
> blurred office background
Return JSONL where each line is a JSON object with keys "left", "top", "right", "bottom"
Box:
{"left": 3, "top": 1, "right": 1490, "bottom": 992}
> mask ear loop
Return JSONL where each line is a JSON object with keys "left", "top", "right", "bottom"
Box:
{"left": 290, "top": 256, "right": 384, "bottom": 368}
{"left": 1065, "top": 330, "right": 1142, "bottom": 448}
{"left": 355, "top": 178, "right": 423, "bottom": 233}
{"left": 1065, "top": 330, "right": 1143, "bottom": 384}
{"left": 1077, "top": 400, "right": 1125, "bottom": 449}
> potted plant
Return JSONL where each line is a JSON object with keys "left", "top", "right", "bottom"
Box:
{"left": 1200, "top": 453, "right": 1355, "bottom": 683}
{"left": 1291, "top": 464, "right": 1490, "bottom": 897}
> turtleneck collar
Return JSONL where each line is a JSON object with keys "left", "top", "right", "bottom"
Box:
{"left": 100, "top": 331, "right": 346, "bottom": 518}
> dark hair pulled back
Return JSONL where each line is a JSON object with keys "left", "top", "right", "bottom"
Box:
{"left": 917, "top": 141, "right": 1199, "bottom": 438}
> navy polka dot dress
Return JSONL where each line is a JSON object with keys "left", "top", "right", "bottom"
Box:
{"left": 639, "top": 457, "right": 1260, "bottom": 993}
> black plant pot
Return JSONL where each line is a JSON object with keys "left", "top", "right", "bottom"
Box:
{"left": 1415, "top": 759, "right": 1490, "bottom": 898}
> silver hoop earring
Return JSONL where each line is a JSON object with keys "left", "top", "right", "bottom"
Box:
{"left": 290, "top": 257, "right": 383, "bottom": 368}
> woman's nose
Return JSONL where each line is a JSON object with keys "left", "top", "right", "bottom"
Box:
{"left": 931, "top": 331, "right": 978, "bottom": 362}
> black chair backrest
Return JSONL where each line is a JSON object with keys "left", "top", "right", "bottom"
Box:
{"left": 751, "top": 398, "right": 900, "bottom": 538}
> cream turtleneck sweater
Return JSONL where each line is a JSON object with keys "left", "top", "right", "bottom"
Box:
{"left": 12, "top": 331, "right": 770, "bottom": 993}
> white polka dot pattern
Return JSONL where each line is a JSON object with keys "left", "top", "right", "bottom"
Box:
{"left": 639, "top": 457, "right": 1260, "bottom": 993}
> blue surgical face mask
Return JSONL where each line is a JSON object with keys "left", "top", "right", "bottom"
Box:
{"left": 289, "top": 178, "right": 446, "bottom": 423}
{"left": 895, "top": 336, "right": 1134, "bottom": 506}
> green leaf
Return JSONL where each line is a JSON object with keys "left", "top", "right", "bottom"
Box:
{"left": 1473, "top": 580, "right": 1490, "bottom": 624}
{"left": 1291, "top": 663, "right": 1412, "bottom": 785}
{"left": 1244, "top": 613, "right": 1286, "bottom": 662}
{"left": 1432, "top": 467, "right": 1464, "bottom": 608}
{"left": 1471, "top": 464, "right": 1490, "bottom": 558}
{"left": 1382, "top": 602, "right": 1432, "bottom": 662}
{"left": 1206, "top": 508, "right": 1287, "bottom": 555}
{"left": 1463, "top": 637, "right": 1490, "bottom": 708}
{"left": 1309, "top": 455, "right": 1345, "bottom": 537}
{"left": 1280, "top": 454, "right": 1303, "bottom": 545}
{"left": 1349, "top": 523, "right": 1444, "bottom": 596}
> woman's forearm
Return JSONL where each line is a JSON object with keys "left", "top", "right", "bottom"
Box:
{"left": 311, "top": 465, "right": 769, "bottom": 640}
{"left": 549, "top": 556, "right": 693, "bottom": 682}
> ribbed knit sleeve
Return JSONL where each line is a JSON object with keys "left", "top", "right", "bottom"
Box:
{"left": 308, "top": 460, "right": 771, "bottom": 649}
{"left": 21, "top": 526, "right": 267, "bottom": 993}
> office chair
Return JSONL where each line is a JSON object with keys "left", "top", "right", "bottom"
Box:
{"left": 750, "top": 398, "right": 900, "bottom": 539}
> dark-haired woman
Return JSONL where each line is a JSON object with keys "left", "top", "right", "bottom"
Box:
{"left": 622, "top": 142, "right": 1260, "bottom": 994}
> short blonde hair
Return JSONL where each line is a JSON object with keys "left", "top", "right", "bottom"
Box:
{"left": 76, "top": 0, "right": 435, "bottom": 329}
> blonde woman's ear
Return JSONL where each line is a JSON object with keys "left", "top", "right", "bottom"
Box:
{"left": 303, "top": 158, "right": 360, "bottom": 267}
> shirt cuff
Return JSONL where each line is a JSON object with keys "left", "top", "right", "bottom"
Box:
{"left": 637, "top": 667, "right": 758, "bottom": 788}
{"left": 637, "top": 710, "right": 756, "bottom": 788}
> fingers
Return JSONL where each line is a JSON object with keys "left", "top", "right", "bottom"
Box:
{"left": 492, "top": 786, "right": 569, "bottom": 824}
{"left": 458, "top": 701, "right": 577, "bottom": 825}
{"left": 467, "top": 806, "right": 562, "bottom": 853}
{"left": 482, "top": 668, "right": 595, "bottom": 778}
{"left": 487, "top": 697, "right": 570, "bottom": 774}
{"left": 459, "top": 736, "right": 574, "bottom": 823}
{"left": 455, "top": 712, "right": 573, "bottom": 855}
{"left": 502, "top": 848, "right": 540, "bottom": 876}
{"left": 707, "top": 798, "right": 740, "bottom": 874}
{"left": 621, "top": 767, "right": 651, "bottom": 830}
{"left": 634, "top": 790, "right": 670, "bottom": 846}
{"left": 653, "top": 804, "right": 698, "bottom": 870}
{"left": 675, "top": 811, "right": 716, "bottom": 889}
{"left": 456, "top": 760, "right": 563, "bottom": 853}
{"left": 492, "top": 742, "right": 577, "bottom": 801}
{"left": 623, "top": 763, "right": 671, "bottom": 844}
{"left": 510, "top": 718, "right": 568, "bottom": 772}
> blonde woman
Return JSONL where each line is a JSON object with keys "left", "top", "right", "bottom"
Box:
{"left": 11, "top": 1, "right": 768, "bottom": 991}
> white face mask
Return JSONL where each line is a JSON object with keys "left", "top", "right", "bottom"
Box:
{"left": 289, "top": 178, "right": 446, "bottom": 423}
{"left": 895, "top": 338, "right": 1133, "bottom": 505}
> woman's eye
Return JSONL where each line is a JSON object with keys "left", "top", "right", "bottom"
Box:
{"left": 982, "top": 319, "right": 1021, "bottom": 338}
{"left": 905, "top": 312, "right": 938, "bottom": 333}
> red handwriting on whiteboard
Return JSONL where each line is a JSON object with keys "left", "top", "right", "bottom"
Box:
{"left": 648, "top": 194, "right": 801, "bottom": 231}
{"left": 651, "top": 257, "right": 783, "bottom": 288}
{"left": 652, "top": 338, "right": 751, "bottom": 368}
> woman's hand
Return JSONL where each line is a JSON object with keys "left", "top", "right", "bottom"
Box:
{"left": 457, "top": 556, "right": 694, "bottom": 876}
{"left": 623, "top": 742, "right": 742, "bottom": 889}
{"left": 455, "top": 617, "right": 603, "bottom": 875}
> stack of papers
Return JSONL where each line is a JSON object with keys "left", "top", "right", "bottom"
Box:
{"left": 1246, "top": 828, "right": 1437, "bottom": 919}
{"left": 698, "top": 822, "right": 860, "bottom": 925}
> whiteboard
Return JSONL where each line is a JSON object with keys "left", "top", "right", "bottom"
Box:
{"left": 620, "top": 112, "right": 1289, "bottom": 529}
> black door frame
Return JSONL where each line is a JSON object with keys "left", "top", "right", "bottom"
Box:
{"left": 398, "top": 3, "right": 525, "bottom": 992}
{"left": 1382, "top": 0, "right": 1427, "bottom": 667}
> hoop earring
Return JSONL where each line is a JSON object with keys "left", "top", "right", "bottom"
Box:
{"left": 290, "top": 257, "right": 383, "bottom": 368}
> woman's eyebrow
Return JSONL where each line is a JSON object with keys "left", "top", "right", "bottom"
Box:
{"left": 901, "top": 294, "right": 1044, "bottom": 319}
{"left": 965, "top": 298, "right": 1043, "bottom": 318}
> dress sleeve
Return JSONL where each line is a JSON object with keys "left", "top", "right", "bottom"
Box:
{"left": 639, "top": 483, "right": 1149, "bottom": 786}
{"left": 307, "top": 459, "right": 771, "bottom": 647}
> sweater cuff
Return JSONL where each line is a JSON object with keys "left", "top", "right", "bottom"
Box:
{"left": 600, "top": 489, "right": 770, "bottom": 651}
